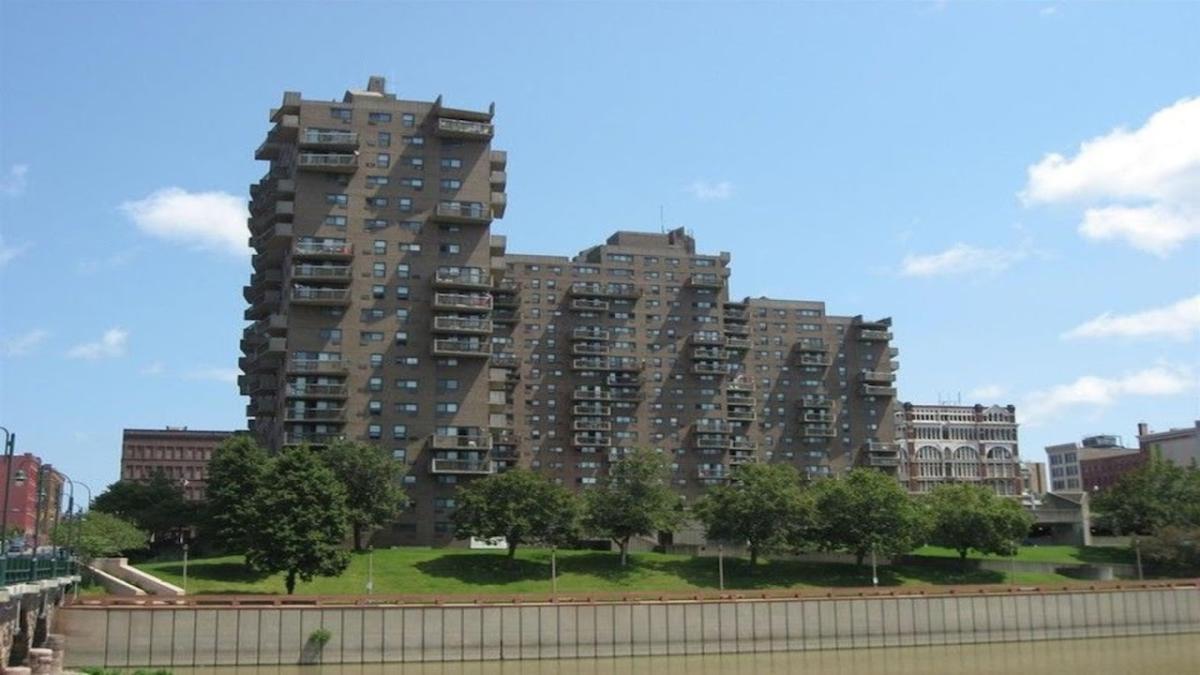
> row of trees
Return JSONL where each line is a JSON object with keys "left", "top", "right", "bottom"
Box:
{"left": 452, "top": 449, "right": 1033, "bottom": 568}
{"left": 1092, "top": 456, "right": 1200, "bottom": 574}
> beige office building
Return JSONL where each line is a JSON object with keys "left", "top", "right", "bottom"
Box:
{"left": 240, "top": 78, "right": 900, "bottom": 544}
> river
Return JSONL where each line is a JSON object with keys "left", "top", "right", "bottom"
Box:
{"left": 166, "top": 634, "right": 1198, "bottom": 674}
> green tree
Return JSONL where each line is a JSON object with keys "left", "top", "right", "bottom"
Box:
{"left": 924, "top": 483, "right": 1033, "bottom": 565}
{"left": 205, "top": 435, "right": 271, "bottom": 552}
{"left": 583, "top": 448, "right": 683, "bottom": 566}
{"left": 1140, "top": 525, "right": 1200, "bottom": 574}
{"left": 53, "top": 511, "right": 147, "bottom": 561}
{"left": 92, "top": 472, "right": 192, "bottom": 540}
{"left": 245, "top": 447, "right": 351, "bottom": 594}
{"left": 815, "top": 469, "right": 925, "bottom": 566}
{"left": 692, "top": 463, "right": 813, "bottom": 567}
{"left": 321, "top": 440, "right": 407, "bottom": 550}
{"left": 451, "top": 469, "right": 581, "bottom": 559}
{"left": 1092, "top": 457, "right": 1200, "bottom": 577}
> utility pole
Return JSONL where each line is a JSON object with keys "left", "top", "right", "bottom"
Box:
{"left": 0, "top": 427, "right": 15, "bottom": 553}
{"left": 718, "top": 545, "right": 725, "bottom": 591}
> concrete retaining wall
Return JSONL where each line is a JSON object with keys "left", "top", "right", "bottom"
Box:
{"left": 91, "top": 559, "right": 182, "bottom": 596}
{"left": 59, "top": 585, "right": 1200, "bottom": 668}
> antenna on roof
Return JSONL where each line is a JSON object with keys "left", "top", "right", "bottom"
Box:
{"left": 659, "top": 205, "right": 665, "bottom": 233}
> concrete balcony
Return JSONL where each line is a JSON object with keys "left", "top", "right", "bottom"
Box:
{"left": 434, "top": 202, "right": 491, "bottom": 224}
{"left": 433, "top": 292, "right": 493, "bottom": 312}
{"left": 689, "top": 272, "right": 724, "bottom": 288}
{"left": 284, "top": 408, "right": 346, "bottom": 422}
{"left": 250, "top": 223, "right": 293, "bottom": 251}
{"left": 432, "top": 316, "right": 493, "bottom": 334}
{"left": 609, "top": 388, "right": 643, "bottom": 401}
{"left": 282, "top": 432, "right": 344, "bottom": 447}
{"left": 243, "top": 290, "right": 281, "bottom": 320}
{"left": 286, "top": 382, "right": 348, "bottom": 399}
{"left": 726, "top": 407, "right": 756, "bottom": 422}
{"left": 290, "top": 287, "right": 351, "bottom": 306}
{"left": 727, "top": 392, "right": 755, "bottom": 406}
{"left": 490, "top": 170, "right": 507, "bottom": 191}
{"left": 799, "top": 398, "right": 833, "bottom": 409}
{"left": 249, "top": 200, "right": 294, "bottom": 229}
{"left": 727, "top": 380, "right": 754, "bottom": 394}
{"left": 491, "top": 352, "right": 519, "bottom": 368}
{"left": 729, "top": 452, "right": 757, "bottom": 465}
{"left": 572, "top": 403, "right": 611, "bottom": 417}
{"left": 797, "top": 341, "right": 827, "bottom": 354}
{"left": 804, "top": 425, "right": 837, "bottom": 437}
{"left": 723, "top": 307, "right": 749, "bottom": 322}
{"left": 573, "top": 433, "right": 612, "bottom": 447}
{"left": 571, "top": 328, "right": 610, "bottom": 341}
{"left": 430, "top": 433, "right": 493, "bottom": 450}
{"left": 492, "top": 292, "right": 519, "bottom": 308}
{"left": 724, "top": 324, "right": 750, "bottom": 337}
{"left": 860, "top": 384, "right": 897, "bottom": 397}
{"left": 691, "top": 332, "right": 724, "bottom": 345}
{"left": 728, "top": 437, "right": 756, "bottom": 451}
{"left": 493, "top": 309, "right": 518, "bottom": 324}
{"left": 489, "top": 368, "right": 519, "bottom": 389}
{"left": 694, "top": 419, "right": 731, "bottom": 434}
{"left": 436, "top": 117, "right": 494, "bottom": 139}
{"left": 572, "top": 419, "right": 612, "bottom": 432}
{"left": 293, "top": 241, "right": 353, "bottom": 260}
{"left": 250, "top": 176, "right": 295, "bottom": 202}
{"left": 492, "top": 191, "right": 507, "bottom": 219}
{"left": 570, "top": 298, "right": 610, "bottom": 312}
{"left": 287, "top": 358, "right": 348, "bottom": 375}
{"left": 434, "top": 268, "right": 492, "bottom": 290}
{"left": 859, "top": 329, "right": 894, "bottom": 342}
{"left": 572, "top": 357, "right": 641, "bottom": 372}
{"left": 691, "top": 361, "right": 730, "bottom": 376}
{"left": 572, "top": 342, "right": 610, "bottom": 356}
{"left": 490, "top": 150, "right": 507, "bottom": 170}
{"left": 569, "top": 282, "right": 640, "bottom": 298}
{"left": 859, "top": 371, "right": 896, "bottom": 384}
{"left": 297, "top": 153, "right": 358, "bottom": 173}
{"left": 489, "top": 234, "right": 507, "bottom": 257}
{"left": 431, "top": 458, "right": 495, "bottom": 475}
{"left": 798, "top": 354, "right": 831, "bottom": 367}
{"left": 692, "top": 347, "right": 728, "bottom": 360}
{"left": 573, "top": 387, "right": 612, "bottom": 401}
{"left": 291, "top": 264, "right": 352, "bottom": 283}
{"left": 432, "top": 339, "right": 491, "bottom": 358}
{"left": 299, "top": 129, "right": 359, "bottom": 150}
{"left": 802, "top": 411, "right": 834, "bottom": 423}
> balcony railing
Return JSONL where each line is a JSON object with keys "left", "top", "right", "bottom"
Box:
{"left": 572, "top": 357, "right": 641, "bottom": 371}
{"left": 491, "top": 352, "right": 519, "bottom": 368}
{"left": 432, "top": 316, "right": 493, "bottom": 334}
{"left": 799, "top": 398, "right": 833, "bottom": 409}
{"left": 723, "top": 308, "right": 749, "bottom": 322}
{"left": 287, "top": 358, "right": 348, "bottom": 374}
{"left": 569, "top": 298, "right": 610, "bottom": 312}
{"left": 573, "top": 388, "right": 612, "bottom": 401}
{"left": 436, "top": 117, "right": 495, "bottom": 139}
{"left": 0, "top": 554, "right": 78, "bottom": 586}
{"left": 430, "top": 458, "right": 495, "bottom": 475}
{"left": 691, "top": 332, "right": 724, "bottom": 345}
{"left": 802, "top": 411, "right": 834, "bottom": 423}
{"left": 282, "top": 432, "right": 344, "bottom": 446}
{"left": 798, "top": 354, "right": 830, "bottom": 367}
{"left": 434, "top": 268, "right": 492, "bottom": 289}
{"left": 695, "top": 419, "right": 731, "bottom": 434}
{"left": 432, "top": 339, "right": 491, "bottom": 358}
{"left": 431, "top": 433, "right": 493, "bottom": 450}
{"left": 859, "top": 371, "right": 896, "bottom": 384}
{"left": 291, "top": 287, "right": 350, "bottom": 305}
{"left": 728, "top": 437, "right": 756, "bottom": 451}
{"left": 433, "top": 293, "right": 493, "bottom": 312}
{"left": 300, "top": 129, "right": 359, "bottom": 147}
{"left": 727, "top": 393, "right": 755, "bottom": 406}
{"left": 286, "top": 383, "right": 347, "bottom": 398}
{"left": 797, "top": 341, "right": 827, "bottom": 353}
{"left": 573, "top": 404, "right": 611, "bottom": 417}
{"left": 724, "top": 324, "right": 750, "bottom": 337}
{"left": 292, "top": 264, "right": 352, "bottom": 281}
{"left": 859, "top": 329, "right": 894, "bottom": 341}
{"left": 726, "top": 408, "right": 756, "bottom": 422}
{"left": 569, "top": 282, "right": 640, "bottom": 298}
{"left": 689, "top": 273, "right": 724, "bottom": 288}
{"left": 294, "top": 241, "right": 353, "bottom": 258}
{"left": 572, "top": 419, "right": 612, "bottom": 432}
{"left": 573, "top": 433, "right": 612, "bottom": 447}
{"left": 860, "top": 384, "right": 897, "bottom": 397}
{"left": 692, "top": 362, "right": 730, "bottom": 375}
{"left": 572, "top": 343, "right": 610, "bottom": 355}
{"left": 697, "top": 467, "right": 731, "bottom": 480}
{"left": 297, "top": 153, "right": 358, "bottom": 172}
{"left": 284, "top": 408, "right": 346, "bottom": 421}
{"left": 572, "top": 328, "right": 610, "bottom": 341}
{"left": 692, "top": 347, "right": 728, "bottom": 360}
{"left": 434, "top": 202, "right": 491, "bottom": 224}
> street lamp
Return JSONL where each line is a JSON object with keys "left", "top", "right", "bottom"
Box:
{"left": 0, "top": 426, "right": 15, "bottom": 554}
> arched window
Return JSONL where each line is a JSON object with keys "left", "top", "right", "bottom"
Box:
{"left": 915, "top": 445, "right": 943, "bottom": 478}
{"left": 951, "top": 446, "right": 980, "bottom": 479}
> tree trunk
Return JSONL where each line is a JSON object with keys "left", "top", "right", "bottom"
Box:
{"left": 619, "top": 539, "right": 628, "bottom": 566}
{"left": 1134, "top": 536, "right": 1144, "bottom": 580}
{"left": 749, "top": 545, "right": 759, "bottom": 568}
{"left": 285, "top": 570, "right": 296, "bottom": 595}
{"left": 507, "top": 540, "right": 518, "bottom": 559}
{"left": 353, "top": 523, "right": 364, "bottom": 551}
{"left": 855, "top": 551, "right": 865, "bottom": 567}
{"left": 959, "top": 548, "right": 970, "bottom": 570}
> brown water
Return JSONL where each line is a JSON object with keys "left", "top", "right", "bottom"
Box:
{"left": 167, "top": 634, "right": 1199, "bottom": 675}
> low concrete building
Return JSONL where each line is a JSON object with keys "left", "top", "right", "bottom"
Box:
{"left": 1021, "top": 461, "right": 1047, "bottom": 496}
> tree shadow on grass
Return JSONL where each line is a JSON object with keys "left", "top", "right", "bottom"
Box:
{"left": 147, "top": 561, "right": 273, "bottom": 584}
{"left": 414, "top": 553, "right": 548, "bottom": 586}
{"left": 891, "top": 564, "right": 1006, "bottom": 586}
{"left": 652, "top": 557, "right": 892, "bottom": 590}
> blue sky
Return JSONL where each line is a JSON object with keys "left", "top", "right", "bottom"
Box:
{"left": 1, "top": 1, "right": 1198, "bottom": 495}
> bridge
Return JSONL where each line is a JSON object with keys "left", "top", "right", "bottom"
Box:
{"left": 1, "top": 554, "right": 80, "bottom": 669}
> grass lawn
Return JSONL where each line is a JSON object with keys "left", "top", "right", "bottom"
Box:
{"left": 912, "top": 545, "right": 1134, "bottom": 565}
{"left": 136, "top": 547, "right": 1077, "bottom": 597}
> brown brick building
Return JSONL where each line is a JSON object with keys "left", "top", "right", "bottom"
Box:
{"left": 240, "top": 78, "right": 900, "bottom": 545}
{"left": 121, "top": 428, "right": 236, "bottom": 501}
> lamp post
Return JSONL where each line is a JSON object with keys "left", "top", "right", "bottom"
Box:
{"left": 31, "top": 464, "right": 50, "bottom": 553}
{"left": 0, "top": 426, "right": 15, "bottom": 554}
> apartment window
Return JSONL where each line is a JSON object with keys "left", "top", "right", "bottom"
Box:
{"left": 367, "top": 377, "right": 383, "bottom": 392}
{"left": 437, "top": 378, "right": 460, "bottom": 393}
{"left": 395, "top": 263, "right": 411, "bottom": 278}
{"left": 392, "top": 426, "right": 408, "bottom": 441}
{"left": 398, "top": 243, "right": 421, "bottom": 254}
{"left": 360, "top": 331, "right": 384, "bottom": 344}
{"left": 405, "top": 156, "right": 424, "bottom": 170}
{"left": 367, "top": 425, "right": 382, "bottom": 439}
{"left": 404, "top": 135, "right": 424, "bottom": 146}
{"left": 366, "top": 175, "right": 389, "bottom": 187}
{"left": 399, "top": 177, "right": 423, "bottom": 190}
{"left": 436, "top": 402, "right": 459, "bottom": 416}
{"left": 368, "top": 112, "right": 392, "bottom": 123}
{"left": 367, "top": 197, "right": 388, "bottom": 207}
{"left": 374, "top": 153, "right": 390, "bottom": 168}
{"left": 330, "top": 107, "right": 352, "bottom": 120}
{"left": 395, "top": 379, "right": 418, "bottom": 391}
{"left": 400, "top": 220, "right": 421, "bottom": 232}
{"left": 318, "top": 328, "right": 341, "bottom": 344}
{"left": 368, "top": 400, "right": 383, "bottom": 415}
{"left": 373, "top": 240, "right": 387, "bottom": 254}
{"left": 396, "top": 308, "right": 410, "bottom": 322}
{"left": 398, "top": 198, "right": 413, "bottom": 212}
{"left": 395, "top": 285, "right": 410, "bottom": 299}
{"left": 440, "top": 243, "right": 461, "bottom": 255}
{"left": 440, "top": 179, "right": 462, "bottom": 192}
{"left": 372, "top": 262, "right": 386, "bottom": 278}
{"left": 397, "top": 403, "right": 418, "bottom": 415}
{"left": 395, "top": 331, "right": 409, "bottom": 345}
{"left": 401, "top": 113, "right": 416, "bottom": 127}
{"left": 377, "top": 131, "right": 391, "bottom": 147}
{"left": 325, "top": 193, "right": 348, "bottom": 206}
{"left": 364, "top": 218, "right": 388, "bottom": 230}
{"left": 369, "top": 354, "right": 384, "bottom": 367}
{"left": 324, "top": 215, "right": 347, "bottom": 227}
{"left": 441, "top": 158, "right": 462, "bottom": 170}
{"left": 371, "top": 285, "right": 385, "bottom": 299}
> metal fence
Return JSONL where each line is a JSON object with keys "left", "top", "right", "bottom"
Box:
{"left": 1, "top": 554, "right": 77, "bottom": 586}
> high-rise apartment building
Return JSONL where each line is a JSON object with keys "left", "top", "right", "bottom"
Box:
{"left": 895, "top": 403, "right": 1022, "bottom": 496}
{"left": 240, "top": 78, "right": 899, "bottom": 545}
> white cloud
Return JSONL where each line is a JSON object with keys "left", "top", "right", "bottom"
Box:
{"left": 120, "top": 187, "right": 248, "bottom": 256}
{"left": 1, "top": 164, "right": 28, "bottom": 197}
{"left": 969, "top": 384, "right": 1008, "bottom": 400}
{"left": 686, "top": 180, "right": 734, "bottom": 201}
{"left": 1039, "top": 6, "right": 1058, "bottom": 16}
{"left": 0, "top": 236, "right": 31, "bottom": 268}
{"left": 140, "top": 361, "right": 166, "bottom": 376}
{"left": 899, "top": 243, "right": 1027, "bottom": 277}
{"left": 1021, "top": 97, "right": 1200, "bottom": 256}
{"left": 1064, "top": 294, "right": 1200, "bottom": 341}
{"left": 67, "top": 328, "right": 129, "bottom": 360}
{"left": 1, "top": 329, "right": 49, "bottom": 357}
{"left": 184, "top": 367, "right": 239, "bottom": 384}
{"left": 1022, "top": 365, "right": 1196, "bottom": 425}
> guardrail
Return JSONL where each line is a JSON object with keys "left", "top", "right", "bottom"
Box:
{"left": 1, "top": 554, "right": 78, "bottom": 586}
